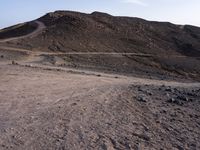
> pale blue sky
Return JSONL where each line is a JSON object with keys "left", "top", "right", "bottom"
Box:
{"left": 0, "top": 0, "right": 200, "bottom": 29}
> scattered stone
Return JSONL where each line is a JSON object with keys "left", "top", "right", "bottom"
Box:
{"left": 177, "top": 95, "right": 189, "bottom": 102}
{"left": 187, "top": 91, "right": 198, "bottom": 97}
{"left": 11, "top": 60, "right": 18, "bottom": 65}
{"left": 167, "top": 98, "right": 183, "bottom": 105}
{"left": 137, "top": 95, "right": 147, "bottom": 102}
{"left": 138, "top": 87, "right": 143, "bottom": 92}
{"left": 186, "top": 92, "right": 194, "bottom": 96}
{"left": 25, "top": 64, "right": 34, "bottom": 67}
{"left": 161, "top": 85, "right": 165, "bottom": 87}
{"left": 160, "top": 110, "right": 167, "bottom": 114}
{"left": 71, "top": 103, "right": 77, "bottom": 106}
{"left": 174, "top": 88, "right": 178, "bottom": 91}
{"left": 176, "top": 145, "right": 184, "bottom": 150}
{"left": 132, "top": 133, "right": 150, "bottom": 141}
{"left": 165, "top": 86, "right": 173, "bottom": 92}
{"left": 147, "top": 90, "right": 153, "bottom": 96}
{"left": 168, "top": 98, "right": 176, "bottom": 103}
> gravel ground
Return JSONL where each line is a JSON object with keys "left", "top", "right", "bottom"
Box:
{"left": 0, "top": 64, "right": 200, "bottom": 150}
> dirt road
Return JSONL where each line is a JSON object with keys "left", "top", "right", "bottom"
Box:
{"left": 0, "top": 64, "right": 200, "bottom": 150}
{"left": 0, "top": 21, "right": 45, "bottom": 43}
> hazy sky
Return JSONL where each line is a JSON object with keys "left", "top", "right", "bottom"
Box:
{"left": 0, "top": 0, "right": 200, "bottom": 29}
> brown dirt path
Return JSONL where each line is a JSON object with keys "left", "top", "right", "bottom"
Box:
{"left": 0, "top": 21, "right": 46, "bottom": 43}
{"left": 0, "top": 64, "right": 200, "bottom": 149}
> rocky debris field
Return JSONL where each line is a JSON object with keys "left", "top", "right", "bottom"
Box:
{"left": 129, "top": 84, "right": 200, "bottom": 149}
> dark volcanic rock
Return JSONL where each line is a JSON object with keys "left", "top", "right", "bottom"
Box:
{"left": 137, "top": 94, "right": 147, "bottom": 102}
{"left": 177, "top": 95, "right": 189, "bottom": 101}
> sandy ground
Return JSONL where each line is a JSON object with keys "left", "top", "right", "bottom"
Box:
{"left": 0, "top": 64, "right": 200, "bottom": 150}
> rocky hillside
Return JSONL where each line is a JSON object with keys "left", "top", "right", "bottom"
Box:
{"left": 17, "top": 11, "right": 200, "bottom": 56}
{"left": 0, "top": 11, "right": 200, "bottom": 80}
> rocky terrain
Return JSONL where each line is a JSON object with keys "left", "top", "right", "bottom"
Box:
{"left": 0, "top": 11, "right": 200, "bottom": 80}
{"left": 0, "top": 11, "right": 200, "bottom": 150}
{"left": 0, "top": 65, "right": 200, "bottom": 150}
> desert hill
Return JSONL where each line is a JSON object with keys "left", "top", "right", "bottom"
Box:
{"left": 1, "top": 11, "right": 200, "bottom": 56}
{"left": 0, "top": 10, "right": 200, "bottom": 80}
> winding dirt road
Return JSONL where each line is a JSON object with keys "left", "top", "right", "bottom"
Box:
{"left": 0, "top": 21, "right": 46, "bottom": 43}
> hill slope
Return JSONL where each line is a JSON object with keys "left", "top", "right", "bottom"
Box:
{"left": 0, "top": 11, "right": 200, "bottom": 80}
{"left": 6, "top": 11, "right": 200, "bottom": 55}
